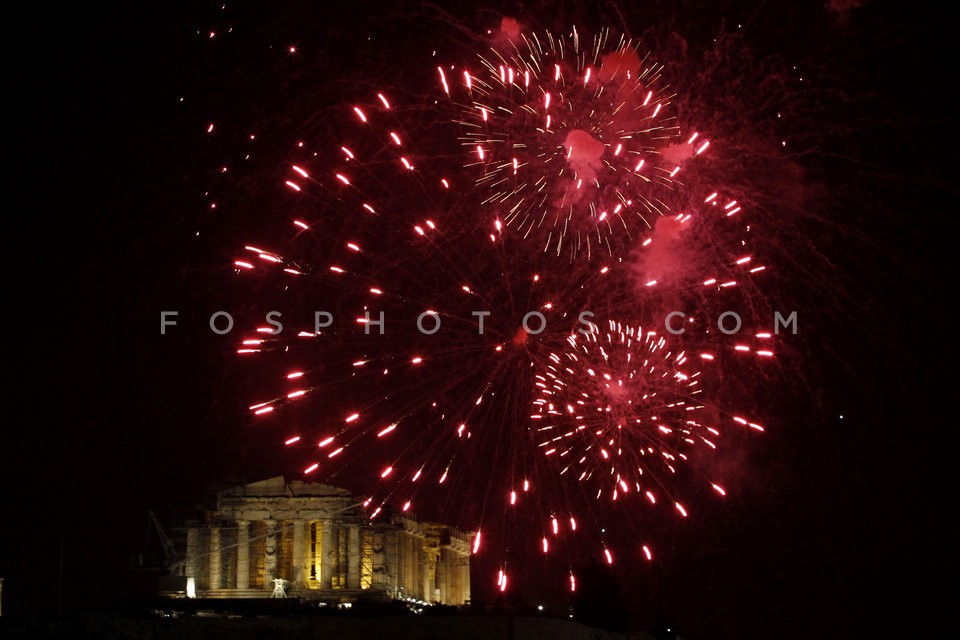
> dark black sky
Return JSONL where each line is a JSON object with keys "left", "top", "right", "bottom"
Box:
{"left": 3, "top": 1, "right": 954, "bottom": 639}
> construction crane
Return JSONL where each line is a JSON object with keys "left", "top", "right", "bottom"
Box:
{"left": 147, "top": 510, "right": 184, "bottom": 575}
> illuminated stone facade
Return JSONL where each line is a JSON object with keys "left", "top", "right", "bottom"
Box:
{"left": 181, "top": 477, "right": 472, "bottom": 605}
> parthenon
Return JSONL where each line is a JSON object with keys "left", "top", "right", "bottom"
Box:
{"left": 179, "top": 477, "right": 472, "bottom": 605}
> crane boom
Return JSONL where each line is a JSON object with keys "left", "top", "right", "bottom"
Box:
{"left": 147, "top": 510, "right": 182, "bottom": 573}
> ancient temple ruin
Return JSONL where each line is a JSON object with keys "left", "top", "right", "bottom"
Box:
{"left": 179, "top": 477, "right": 472, "bottom": 605}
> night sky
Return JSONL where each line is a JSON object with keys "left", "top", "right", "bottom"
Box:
{"left": 3, "top": 1, "right": 953, "bottom": 639}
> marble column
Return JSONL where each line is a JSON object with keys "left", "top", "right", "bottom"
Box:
{"left": 320, "top": 520, "right": 333, "bottom": 588}
{"left": 236, "top": 520, "right": 250, "bottom": 589}
{"left": 291, "top": 520, "right": 305, "bottom": 589}
{"left": 386, "top": 534, "right": 398, "bottom": 598}
{"left": 208, "top": 527, "right": 221, "bottom": 590}
{"left": 422, "top": 547, "right": 431, "bottom": 602}
{"left": 448, "top": 554, "right": 458, "bottom": 604}
{"left": 348, "top": 526, "right": 360, "bottom": 589}
{"left": 184, "top": 527, "right": 198, "bottom": 579}
{"left": 264, "top": 520, "right": 278, "bottom": 587}
{"left": 437, "top": 549, "right": 447, "bottom": 603}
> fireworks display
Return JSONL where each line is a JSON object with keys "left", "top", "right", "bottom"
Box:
{"left": 5, "top": 1, "right": 943, "bottom": 636}
{"left": 214, "top": 18, "right": 778, "bottom": 595}
{"left": 444, "top": 27, "right": 711, "bottom": 261}
{"left": 531, "top": 320, "right": 765, "bottom": 510}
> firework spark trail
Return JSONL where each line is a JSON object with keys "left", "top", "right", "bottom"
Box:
{"left": 222, "top": 25, "right": 775, "bottom": 592}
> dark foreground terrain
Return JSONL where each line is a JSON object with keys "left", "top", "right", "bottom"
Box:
{"left": 0, "top": 612, "right": 652, "bottom": 640}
